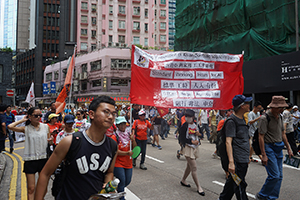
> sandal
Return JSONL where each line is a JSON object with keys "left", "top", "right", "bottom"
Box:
{"left": 250, "top": 157, "right": 258, "bottom": 163}
{"left": 177, "top": 150, "right": 181, "bottom": 159}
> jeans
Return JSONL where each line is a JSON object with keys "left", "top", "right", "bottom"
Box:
{"left": 219, "top": 162, "right": 249, "bottom": 200}
{"left": 134, "top": 139, "right": 147, "bottom": 164}
{"left": 113, "top": 167, "right": 132, "bottom": 200}
{"left": 6, "top": 129, "right": 14, "bottom": 149}
{"left": 200, "top": 124, "right": 210, "bottom": 140}
{"left": 258, "top": 143, "right": 284, "bottom": 200}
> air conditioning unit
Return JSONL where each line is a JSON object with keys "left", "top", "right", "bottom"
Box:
{"left": 120, "top": 43, "right": 127, "bottom": 48}
{"left": 108, "top": 42, "right": 113, "bottom": 47}
{"left": 115, "top": 43, "right": 119, "bottom": 47}
{"left": 73, "top": 86, "right": 78, "bottom": 92}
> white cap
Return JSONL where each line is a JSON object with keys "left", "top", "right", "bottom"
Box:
{"left": 138, "top": 109, "right": 145, "bottom": 115}
{"left": 122, "top": 104, "right": 126, "bottom": 109}
{"left": 293, "top": 105, "right": 298, "bottom": 110}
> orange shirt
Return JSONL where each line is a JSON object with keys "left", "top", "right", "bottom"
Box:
{"left": 132, "top": 119, "right": 152, "bottom": 140}
{"left": 111, "top": 135, "right": 132, "bottom": 169}
{"left": 181, "top": 116, "right": 186, "bottom": 125}
{"left": 47, "top": 122, "right": 62, "bottom": 144}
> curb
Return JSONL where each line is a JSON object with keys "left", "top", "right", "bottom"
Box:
{"left": 0, "top": 152, "right": 6, "bottom": 184}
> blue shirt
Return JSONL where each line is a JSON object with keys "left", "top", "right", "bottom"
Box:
{"left": 5, "top": 112, "right": 15, "bottom": 126}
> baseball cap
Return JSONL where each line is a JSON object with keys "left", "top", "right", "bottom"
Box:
{"left": 115, "top": 116, "right": 127, "bottom": 125}
{"left": 138, "top": 109, "right": 145, "bottom": 115}
{"left": 185, "top": 109, "right": 195, "bottom": 117}
{"left": 64, "top": 114, "right": 75, "bottom": 123}
{"left": 232, "top": 95, "right": 252, "bottom": 107}
{"left": 49, "top": 113, "right": 59, "bottom": 120}
{"left": 122, "top": 105, "right": 126, "bottom": 109}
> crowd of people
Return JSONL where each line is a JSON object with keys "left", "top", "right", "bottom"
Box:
{"left": 0, "top": 94, "right": 300, "bottom": 199}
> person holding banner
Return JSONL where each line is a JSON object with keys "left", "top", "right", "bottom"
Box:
{"left": 179, "top": 109, "right": 205, "bottom": 196}
{"left": 5, "top": 105, "right": 15, "bottom": 153}
{"left": 8, "top": 107, "right": 51, "bottom": 200}
{"left": 111, "top": 116, "right": 137, "bottom": 200}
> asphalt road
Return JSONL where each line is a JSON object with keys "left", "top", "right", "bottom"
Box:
{"left": 1, "top": 127, "right": 300, "bottom": 200}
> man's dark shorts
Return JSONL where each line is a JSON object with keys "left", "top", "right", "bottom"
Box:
{"left": 23, "top": 159, "right": 48, "bottom": 174}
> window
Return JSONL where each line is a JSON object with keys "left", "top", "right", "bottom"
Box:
{"left": 81, "top": 29, "right": 87, "bottom": 35}
{"left": 54, "top": 71, "right": 59, "bottom": 80}
{"left": 160, "top": 35, "right": 166, "bottom": 42}
{"left": 109, "top": 20, "right": 113, "bottom": 29}
{"left": 91, "top": 4, "right": 97, "bottom": 11}
{"left": 111, "top": 79, "right": 128, "bottom": 86}
{"left": 111, "top": 59, "right": 131, "bottom": 69}
{"left": 155, "top": 9, "right": 157, "bottom": 17}
{"left": 119, "top": 20, "right": 125, "bottom": 29}
{"left": 91, "top": 30, "right": 96, "bottom": 37}
{"left": 133, "top": 22, "right": 140, "bottom": 30}
{"left": 145, "top": 9, "right": 148, "bottom": 17}
{"left": 81, "top": 42, "right": 88, "bottom": 50}
{"left": 82, "top": 64, "right": 87, "bottom": 73}
{"left": 90, "top": 60, "right": 101, "bottom": 71}
{"left": 0, "top": 65, "right": 2, "bottom": 82}
{"left": 81, "top": 81, "right": 87, "bottom": 90}
{"left": 155, "top": 22, "right": 157, "bottom": 30}
{"left": 133, "top": 7, "right": 140, "bottom": 15}
{"left": 92, "top": 79, "right": 101, "bottom": 87}
{"left": 109, "top": 35, "right": 113, "bottom": 42}
{"left": 81, "top": 15, "right": 88, "bottom": 23}
{"left": 133, "top": 36, "right": 140, "bottom": 44}
{"left": 92, "top": 17, "right": 97, "bottom": 25}
{"left": 160, "top": 22, "right": 166, "bottom": 30}
{"left": 160, "top": 10, "right": 166, "bottom": 17}
{"left": 145, "top": 23, "right": 148, "bottom": 32}
{"left": 118, "top": 35, "right": 125, "bottom": 43}
{"left": 160, "top": 0, "right": 166, "bottom": 4}
{"left": 46, "top": 73, "right": 52, "bottom": 81}
{"left": 119, "top": 5, "right": 125, "bottom": 14}
{"left": 81, "top": 2, "right": 88, "bottom": 10}
{"left": 63, "top": 69, "right": 67, "bottom": 78}
{"left": 109, "top": 5, "right": 113, "bottom": 14}
{"left": 145, "top": 38, "right": 148, "bottom": 46}
{"left": 91, "top": 44, "right": 97, "bottom": 51}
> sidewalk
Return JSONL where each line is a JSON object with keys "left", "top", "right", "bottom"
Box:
{"left": 0, "top": 152, "right": 6, "bottom": 184}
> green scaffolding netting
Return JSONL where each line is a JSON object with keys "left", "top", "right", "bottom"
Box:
{"left": 175, "top": 0, "right": 299, "bottom": 61}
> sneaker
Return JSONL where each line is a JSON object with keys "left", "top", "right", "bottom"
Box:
{"left": 10, "top": 148, "right": 14, "bottom": 154}
{"left": 177, "top": 150, "right": 181, "bottom": 159}
{"left": 157, "top": 145, "right": 162, "bottom": 150}
{"left": 212, "top": 152, "right": 218, "bottom": 159}
{"left": 152, "top": 144, "right": 157, "bottom": 147}
{"left": 255, "top": 193, "right": 266, "bottom": 200}
{"left": 140, "top": 163, "right": 147, "bottom": 170}
{"left": 133, "top": 159, "right": 136, "bottom": 167}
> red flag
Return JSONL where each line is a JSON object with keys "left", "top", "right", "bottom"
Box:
{"left": 55, "top": 52, "right": 75, "bottom": 114}
{"left": 156, "top": 107, "right": 169, "bottom": 117}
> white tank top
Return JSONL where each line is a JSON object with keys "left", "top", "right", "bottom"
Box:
{"left": 23, "top": 123, "right": 48, "bottom": 161}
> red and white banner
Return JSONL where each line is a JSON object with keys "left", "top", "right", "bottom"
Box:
{"left": 130, "top": 45, "right": 244, "bottom": 110}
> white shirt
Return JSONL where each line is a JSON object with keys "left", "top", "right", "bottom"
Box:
{"left": 199, "top": 110, "right": 209, "bottom": 124}
{"left": 248, "top": 111, "right": 260, "bottom": 137}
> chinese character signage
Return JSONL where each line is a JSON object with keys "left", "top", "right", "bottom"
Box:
{"left": 43, "top": 83, "right": 49, "bottom": 95}
{"left": 50, "top": 81, "right": 56, "bottom": 93}
{"left": 130, "top": 45, "right": 244, "bottom": 109}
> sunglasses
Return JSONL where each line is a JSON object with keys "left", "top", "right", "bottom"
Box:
{"left": 76, "top": 113, "right": 81, "bottom": 116}
{"left": 33, "top": 114, "right": 42, "bottom": 118}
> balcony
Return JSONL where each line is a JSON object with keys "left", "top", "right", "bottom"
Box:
{"left": 132, "top": 29, "right": 140, "bottom": 33}
{"left": 118, "top": 13, "right": 126, "bottom": 17}
{"left": 159, "top": 16, "right": 166, "bottom": 19}
{"left": 132, "top": 0, "right": 140, "bottom": 3}
{"left": 132, "top": 14, "right": 140, "bottom": 18}
{"left": 118, "top": 0, "right": 126, "bottom": 1}
{"left": 118, "top": 28, "right": 126, "bottom": 32}
{"left": 159, "top": 4, "right": 166, "bottom": 7}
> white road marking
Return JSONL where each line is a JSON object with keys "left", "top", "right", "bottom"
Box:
{"left": 252, "top": 158, "right": 300, "bottom": 171}
{"left": 146, "top": 155, "right": 165, "bottom": 163}
{"left": 212, "top": 181, "right": 256, "bottom": 199}
{"left": 125, "top": 187, "right": 140, "bottom": 200}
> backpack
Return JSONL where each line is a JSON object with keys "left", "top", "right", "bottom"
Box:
{"left": 51, "top": 131, "right": 118, "bottom": 197}
{"left": 216, "top": 117, "right": 239, "bottom": 162}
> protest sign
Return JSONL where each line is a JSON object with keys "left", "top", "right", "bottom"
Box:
{"left": 130, "top": 45, "right": 244, "bottom": 109}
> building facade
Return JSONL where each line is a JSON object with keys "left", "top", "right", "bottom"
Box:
{"left": 168, "top": 0, "right": 175, "bottom": 50}
{"left": 16, "top": 0, "right": 31, "bottom": 52}
{"left": 0, "top": 51, "right": 13, "bottom": 104}
{"left": 0, "top": 0, "right": 17, "bottom": 50}
{"left": 41, "top": 47, "right": 166, "bottom": 107}
{"left": 15, "top": 0, "right": 77, "bottom": 104}
{"left": 77, "top": 0, "right": 169, "bottom": 53}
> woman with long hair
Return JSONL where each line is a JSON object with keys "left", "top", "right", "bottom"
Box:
{"left": 8, "top": 107, "right": 51, "bottom": 200}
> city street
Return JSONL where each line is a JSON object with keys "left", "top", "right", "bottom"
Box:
{"left": 0, "top": 127, "right": 299, "bottom": 199}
